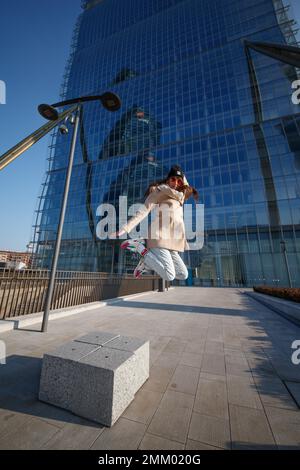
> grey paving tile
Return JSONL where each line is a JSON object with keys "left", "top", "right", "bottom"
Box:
{"left": 247, "top": 356, "right": 277, "bottom": 378}
{"left": 0, "top": 416, "right": 60, "bottom": 450}
{"left": 227, "top": 376, "right": 263, "bottom": 410}
{"left": 225, "top": 352, "right": 248, "bottom": 366}
{"left": 284, "top": 382, "right": 300, "bottom": 408}
{"left": 142, "top": 365, "right": 174, "bottom": 393}
{"left": 163, "top": 340, "right": 187, "bottom": 354}
{"left": 123, "top": 389, "right": 163, "bottom": 425}
{"left": 147, "top": 390, "right": 193, "bottom": 444}
{"left": 0, "top": 408, "right": 31, "bottom": 439}
{"left": 204, "top": 341, "right": 224, "bottom": 354}
{"left": 184, "top": 341, "right": 205, "bottom": 355}
{"left": 43, "top": 420, "right": 104, "bottom": 449}
{"left": 268, "top": 359, "right": 300, "bottom": 382}
{"left": 265, "top": 406, "right": 300, "bottom": 449}
{"left": 91, "top": 418, "right": 146, "bottom": 450}
{"left": 188, "top": 412, "right": 231, "bottom": 449}
{"left": 229, "top": 404, "right": 276, "bottom": 450}
{"left": 179, "top": 352, "right": 203, "bottom": 368}
{"left": 185, "top": 439, "right": 223, "bottom": 450}
{"left": 253, "top": 377, "right": 298, "bottom": 411}
{"left": 201, "top": 353, "right": 226, "bottom": 376}
{"left": 139, "top": 433, "right": 184, "bottom": 450}
{"left": 194, "top": 378, "right": 229, "bottom": 420}
{"left": 157, "top": 389, "right": 194, "bottom": 411}
{"left": 153, "top": 352, "right": 182, "bottom": 368}
{"left": 225, "top": 361, "right": 253, "bottom": 379}
{"left": 168, "top": 365, "right": 200, "bottom": 395}
{"left": 199, "top": 372, "right": 227, "bottom": 383}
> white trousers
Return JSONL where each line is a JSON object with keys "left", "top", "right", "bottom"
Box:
{"left": 144, "top": 247, "right": 188, "bottom": 281}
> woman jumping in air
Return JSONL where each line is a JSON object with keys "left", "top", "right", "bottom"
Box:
{"left": 109, "top": 165, "right": 199, "bottom": 281}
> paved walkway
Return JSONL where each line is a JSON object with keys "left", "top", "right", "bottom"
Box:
{"left": 0, "top": 287, "right": 300, "bottom": 450}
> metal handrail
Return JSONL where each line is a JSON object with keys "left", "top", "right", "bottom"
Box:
{"left": 0, "top": 104, "right": 77, "bottom": 171}
{"left": 0, "top": 268, "right": 161, "bottom": 319}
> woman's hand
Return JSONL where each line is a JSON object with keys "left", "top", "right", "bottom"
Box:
{"left": 108, "top": 229, "right": 127, "bottom": 239}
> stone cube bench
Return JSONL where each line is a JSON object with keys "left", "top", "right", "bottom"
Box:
{"left": 39, "top": 331, "right": 149, "bottom": 426}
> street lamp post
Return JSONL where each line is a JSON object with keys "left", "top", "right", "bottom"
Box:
{"left": 280, "top": 239, "right": 292, "bottom": 288}
{"left": 41, "top": 104, "right": 81, "bottom": 332}
{"left": 38, "top": 92, "right": 121, "bottom": 332}
{"left": 0, "top": 90, "right": 121, "bottom": 332}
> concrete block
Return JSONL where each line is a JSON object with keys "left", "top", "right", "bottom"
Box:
{"left": 73, "top": 347, "right": 137, "bottom": 426}
{"left": 75, "top": 331, "right": 120, "bottom": 346}
{"left": 105, "top": 336, "right": 150, "bottom": 389}
{"left": 39, "top": 341, "right": 98, "bottom": 410}
{"left": 39, "top": 331, "right": 150, "bottom": 426}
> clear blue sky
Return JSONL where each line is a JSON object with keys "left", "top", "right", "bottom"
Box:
{"left": 0, "top": 0, "right": 300, "bottom": 252}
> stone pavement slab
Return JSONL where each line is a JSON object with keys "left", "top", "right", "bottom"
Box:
{"left": 0, "top": 287, "right": 300, "bottom": 449}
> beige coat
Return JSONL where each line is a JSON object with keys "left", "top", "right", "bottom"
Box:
{"left": 121, "top": 184, "right": 189, "bottom": 252}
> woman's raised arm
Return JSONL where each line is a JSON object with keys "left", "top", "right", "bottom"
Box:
{"left": 118, "top": 187, "right": 162, "bottom": 234}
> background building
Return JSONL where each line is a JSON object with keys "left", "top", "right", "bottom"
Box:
{"left": 0, "top": 249, "right": 33, "bottom": 269}
{"left": 31, "top": 0, "right": 300, "bottom": 286}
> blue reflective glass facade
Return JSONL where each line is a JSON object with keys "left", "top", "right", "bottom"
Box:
{"left": 33, "top": 0, "right": 300, "bottom": 286}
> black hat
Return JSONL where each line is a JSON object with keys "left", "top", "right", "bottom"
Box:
{"left": 167, "top": 165, "right": 184, "bottom": 179}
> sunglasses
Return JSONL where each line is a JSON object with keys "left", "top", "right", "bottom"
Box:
{"left": 169, "top": 176, "right": 184, "bottom": 187}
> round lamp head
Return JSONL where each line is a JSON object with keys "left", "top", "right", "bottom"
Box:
{"left": 99, "top": 92, "right": 121, "bottom": 112}
{"left": 38, "top": 104, "right": 59, "bottom": 121}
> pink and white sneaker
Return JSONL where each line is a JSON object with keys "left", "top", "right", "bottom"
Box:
{"left": 133, "top": 258, "right": 147, "bottom": 279}
{"left": 120, "top": 238, "right": 148, "bottom": 256}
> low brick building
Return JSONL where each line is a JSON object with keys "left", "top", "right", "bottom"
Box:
{"left": 0, "top": 250, "right": 33, "bottom": 269}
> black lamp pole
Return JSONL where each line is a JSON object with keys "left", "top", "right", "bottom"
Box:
{"left": 40, "top": 92, "right": 121, "bottom": 332}
{"left": 41, "top": 104, "right": 81, "bottom": 332}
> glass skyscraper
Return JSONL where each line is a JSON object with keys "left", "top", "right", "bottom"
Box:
{"left": 32, "top": 0, "right": 300, "bottom": 287}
